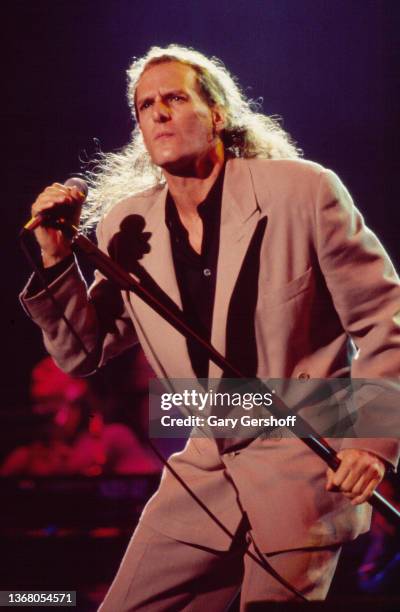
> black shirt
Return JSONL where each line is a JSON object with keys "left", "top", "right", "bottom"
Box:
{"left": 165, "top": 167, "right": 225, "bottom": 379}
{"left": 26, "top": 254, "right": 75, "bottom": 296}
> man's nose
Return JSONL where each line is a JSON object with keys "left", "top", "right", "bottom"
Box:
{"left": 152, "top": 100, "right": 171, "bottom": 122}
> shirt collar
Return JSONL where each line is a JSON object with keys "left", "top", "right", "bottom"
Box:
{"left": 165, "top": 164, "right": 225, "bottom": 233}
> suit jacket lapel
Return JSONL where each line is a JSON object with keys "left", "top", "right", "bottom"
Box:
{"left": 127, "top": 186, "right": 197, "bottom": 378}
{"left": 139, "top": 186, "right": 182, "bottom": 306}
{"left": 209, "top": 159, "right": 261, "bottom": 378}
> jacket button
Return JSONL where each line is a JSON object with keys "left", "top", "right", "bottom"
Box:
{"left": 297, "top": 372, "right": 310, "bottom": 380}
{"left": 269, "top": 429, "right": 282, "bottom": 440}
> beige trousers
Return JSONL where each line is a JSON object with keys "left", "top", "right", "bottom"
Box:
{"left": 99, "top": 517, "right": 341, "bottom": 611}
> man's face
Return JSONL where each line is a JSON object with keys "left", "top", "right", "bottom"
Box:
{"left": 136, "top": 61, "right": 223, "bottom": 173}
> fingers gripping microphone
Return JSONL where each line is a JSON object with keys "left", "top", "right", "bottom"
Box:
{"left": 23, "top": 178, "right": 89, "bottom": 232}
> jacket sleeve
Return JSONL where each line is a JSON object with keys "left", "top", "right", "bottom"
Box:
{"left": 20, "top": 219, "right": 138, "bottom": 376}
{"left": 314, "top": 169, "right": 400, "bottom": 466}
{"left": 315, "top": 169, "right": 400, "bottom": 377}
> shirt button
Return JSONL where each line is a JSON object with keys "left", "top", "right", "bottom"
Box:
{"left": 203, "top": 268, "right": 212, "bottom": 277}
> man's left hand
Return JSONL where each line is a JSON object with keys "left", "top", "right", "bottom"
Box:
{"left": 326, "top": 448, "right": 385, "bottom": 505}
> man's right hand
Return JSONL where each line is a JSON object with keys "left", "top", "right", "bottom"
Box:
{"left": 31, "top": 183, "right": 85, "bottom": 267}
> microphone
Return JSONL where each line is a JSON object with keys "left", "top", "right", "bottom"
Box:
{"left": 23, "top": 177, "right": 89, "bottom": 232}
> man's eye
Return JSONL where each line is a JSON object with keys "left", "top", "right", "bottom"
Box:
{"left": 140, "top": 101, "right": 152, "bottom": 111}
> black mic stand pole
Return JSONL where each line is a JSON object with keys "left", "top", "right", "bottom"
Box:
{"left": 66, "top": 224, "right": 400, "bottom": 526}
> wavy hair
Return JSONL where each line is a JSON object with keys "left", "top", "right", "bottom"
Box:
{"left": 82, "top": 44, "right": 301, "bottom": 227}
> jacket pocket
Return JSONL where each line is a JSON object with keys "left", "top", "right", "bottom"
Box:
{"left": 259, "top": 267, "right": 314, "bottom": 308}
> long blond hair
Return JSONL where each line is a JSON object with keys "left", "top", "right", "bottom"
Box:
{"left": 82, "top": 44, "right": 301, "bottom": 227}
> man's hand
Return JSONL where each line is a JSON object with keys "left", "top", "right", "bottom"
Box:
{"left": 326, "top": 448, "right": 385, "bottom": 505}
{"left": 31, "top": 183, "right": 85, "bottom": 267}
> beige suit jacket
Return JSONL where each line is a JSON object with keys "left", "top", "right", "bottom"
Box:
{"left": 22, "top": 158, "right": 400, "bottom": 552}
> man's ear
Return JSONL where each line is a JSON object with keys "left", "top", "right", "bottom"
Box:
{"left": 211, "top": 106, "right": 226, "bottom": 135}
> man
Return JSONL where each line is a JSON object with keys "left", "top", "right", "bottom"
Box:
{"left": 22, "top": 45, "right": 400, "bottom": 609}
{"left": 0, "top": 356, "right": 159, "bottom": 476}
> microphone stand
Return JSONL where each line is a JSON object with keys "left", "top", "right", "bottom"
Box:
{"left": 67, "top": 224, "right": 400, "bottom": 526}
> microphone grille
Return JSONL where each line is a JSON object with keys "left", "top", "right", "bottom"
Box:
{"left": 64, "top": 177, "right": 89, "bottom": 198}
